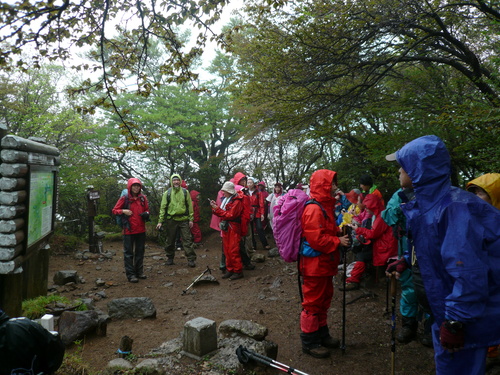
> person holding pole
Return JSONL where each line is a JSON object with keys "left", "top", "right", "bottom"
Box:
{"left": 299, "top": 169, "right": 350, "bottom": 358}
{"left": 385, "top": 135, "right": 500, "bottom": 375}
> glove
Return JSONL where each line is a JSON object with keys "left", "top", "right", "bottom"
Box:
{"left": 440, "top": 321, "right": 464, "bottom": 351}
{"left": 140, "top": 211, "right": 150, "bottom": 222}
{"left": 386, "top": 258, "right": 409, "bottom": 274}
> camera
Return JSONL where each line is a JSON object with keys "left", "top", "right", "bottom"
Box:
{"left": 140, "top": 211, "right": 150, "bottom": 222}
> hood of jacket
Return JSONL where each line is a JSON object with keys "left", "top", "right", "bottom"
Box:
{"left": 309, "top": 169, "right": 337, "bottom": 206}
{"left": 363, "top": 194, "right": 384, "bottom": 216}
{"left": 127, "top": 178, "right": 142, "bottom": 195}
{"left": 466, "top": 173, "right": 500, "bottom": 210}
{"left": 170, "top": 173, "right": 182, "bottom": 189}
{"left": 395, "top": 135, "right": 451, "bottom": 212}
{"left": 233, "top": 172, "right": 246, "bottom": 186}
{"left": 190, "top": 190, "right": 200, "bottom": 200}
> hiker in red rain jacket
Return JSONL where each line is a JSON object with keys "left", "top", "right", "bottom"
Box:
{"left": 299, "top": 169, "right": 350, "bottom": 358}
{"left": 190, "top": 190, "right": 202, "bottom": 243}
{"left": 247, "top": 177, "right": 270, "bottom": 250}
{"left": 112, "top": 178, "right": 150, "bottom": 283}
{"left": 211, "top": 182, "right": 245, "bottom": 281}
{"left": 343, "top": 194, "right": 398, "bottom": 291}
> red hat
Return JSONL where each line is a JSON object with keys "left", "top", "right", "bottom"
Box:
{"left": 258, "top": 181, "right": 266, "bottom": 187}
{"left": 345, "top": 189, "right": 361, "bottom": 204}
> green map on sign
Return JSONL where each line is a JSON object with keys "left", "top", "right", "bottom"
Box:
{"left": 28, "top": 171, "right": 54, "bottom": 247}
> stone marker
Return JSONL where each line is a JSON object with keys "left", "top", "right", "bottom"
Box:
{"left": 182, "top": 317, "right": 217, "bottom": 359}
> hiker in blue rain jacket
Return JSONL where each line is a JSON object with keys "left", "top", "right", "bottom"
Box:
{"left": 385, "top": 135, "right": 500, "bottom": 375}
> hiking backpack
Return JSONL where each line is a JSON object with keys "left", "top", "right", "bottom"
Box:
{"left": 115, "top": 192, "right": 146, "bottom": 228}
{"left": 273, "top": 189, "right": 331, "bottom": 262}
{"left": 273, "top": 189, "right": 309, "bottom": 262}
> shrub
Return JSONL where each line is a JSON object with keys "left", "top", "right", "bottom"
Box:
{"left": 50, "top": 233, "right": 83, "bottom": 253}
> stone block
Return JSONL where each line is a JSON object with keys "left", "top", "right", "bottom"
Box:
{"left": 182, "top": 317, "right": 217, "bottom": 358}
{"left": 53, "top": 270, "right": 79, "bottom": 285}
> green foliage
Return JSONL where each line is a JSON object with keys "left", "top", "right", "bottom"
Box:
{"left": 22, "top": 295, "right": 87, "bottom": 320}
{"left": 56, "top": 340, "right": 93, "bottom": 375}
{"left": 50, "top": 233, "right": 83, "bottom": 253}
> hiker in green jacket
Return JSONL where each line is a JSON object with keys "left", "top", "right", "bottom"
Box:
{"left": 156, "top": 174, "right": 197, "bottom": 267}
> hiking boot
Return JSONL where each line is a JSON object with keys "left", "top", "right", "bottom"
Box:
{"left": 166, "top": 258, "right": 174, "bottom": 266}
{"left": 302, "top": 345, "right": 330, "bottom": 358}
{"left": 318, "top": 326, "right": 340, "bottom": 348}
{"left": 397, "top": 317, "right": 417, "bottom": 344}
{"left": 338, "top": 282, "right": 359, "bottom": 291}
{"left": 321, "top": 336, "right": 340, "bottom": 348}
{"left": 420, "top": 332, "right": 434, "bottom": 348}
{"left": 187, "top": 260, "right": 196, "bottom": 268}
{"left": 137, "top": 274, "right": 147, "bottom": 280}
{"left": 243, "top": 263, "right": 256, "bottom": 270}
{"left": 128, "top": 276, "right": 139, "bottom": 283}
{"left": 222, "top": 272, "right": 234, "bottom": 279}
{"left": 229, "top": 273, "right": 244, "bottom": 280}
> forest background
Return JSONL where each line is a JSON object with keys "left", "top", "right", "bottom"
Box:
{"left": 0, "top": 0, "right": 499, "bottom": 241}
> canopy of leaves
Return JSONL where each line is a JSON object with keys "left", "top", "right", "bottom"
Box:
{"left": 230, "top": 0, "right": 500, "bottom": 185}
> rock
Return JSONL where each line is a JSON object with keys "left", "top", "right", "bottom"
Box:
{"left": 219, "top": 319, "right": 268, "bottom": 341}
{"left": 53, "top": 270, "right": 79, "bottom": 285}
{"left": 95, "top": 278, "right": 105, "bottom": 286}
{"left": 252, "top": 253, "right": 266, "bottom": 263}
{"left": 150, "top": 336, "right": 183, "bottom": 356}
{"left": 107, "top": 297, "right": 156, "bottom": 320}
{"left": 271, "top": 277, "right": 283, "bottom": 289}
{"left": 135, "top": 358, "right": 165, "bottom": 374}
{"left": 267, "top": 247, "right": 280, "bottom": 257}
{"left": 107, "top": 358, "right": 133, "bottom": 369}
{"left": 58, "top": 310, "right": 110, "bottom": 346}
{"left": 211, "top": 336, "right": 278, "bottom": 371}
{"left": 194, "top": 274, "right": 219, "bottom": 285}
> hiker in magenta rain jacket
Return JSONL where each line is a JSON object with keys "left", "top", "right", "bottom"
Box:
{"left": 299, "top": 169, "right": 350, "bottom": 358}
{"left": 389, "top": 135, "right": 500, "bottom": 375}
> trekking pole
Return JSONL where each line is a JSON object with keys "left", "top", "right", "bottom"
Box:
{"left": 236, "top": 345, "right": 309, "bottom": 375}
{"left": 340, "top": 226, "right": 349, "bottom": 354}
{"left": 181, "top": 266, "right": 211, "bottom": 295}
{"left": 390, "top": 275, "right": 397, "bottom": 375}
{"left": 385, "top": 276, "right": 389, "bottom": 314}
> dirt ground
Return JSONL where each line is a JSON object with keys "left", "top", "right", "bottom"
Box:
{"left": 48, "top": 231, "right": 439, "bottom": 375}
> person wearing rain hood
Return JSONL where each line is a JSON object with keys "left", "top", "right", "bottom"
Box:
{"left": 466, "top": 173, "right": 500, "bottom": 360}
{"left": 112, "top": 178, "right": 150, "bottom": 283}
{"left": 385, "top": 135, "right": 500, "bottom": 375}
{"left": 156, "top": 174, "right": 196, "bottom": 268}
{"left": 210, "top": 181, "right": 245, "bottom": 280}
{"left": 466, "top": 173, "right": 500, "bottom": 210}
{"left": 299, "top": 169, "right": 350, "bottom": 358}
